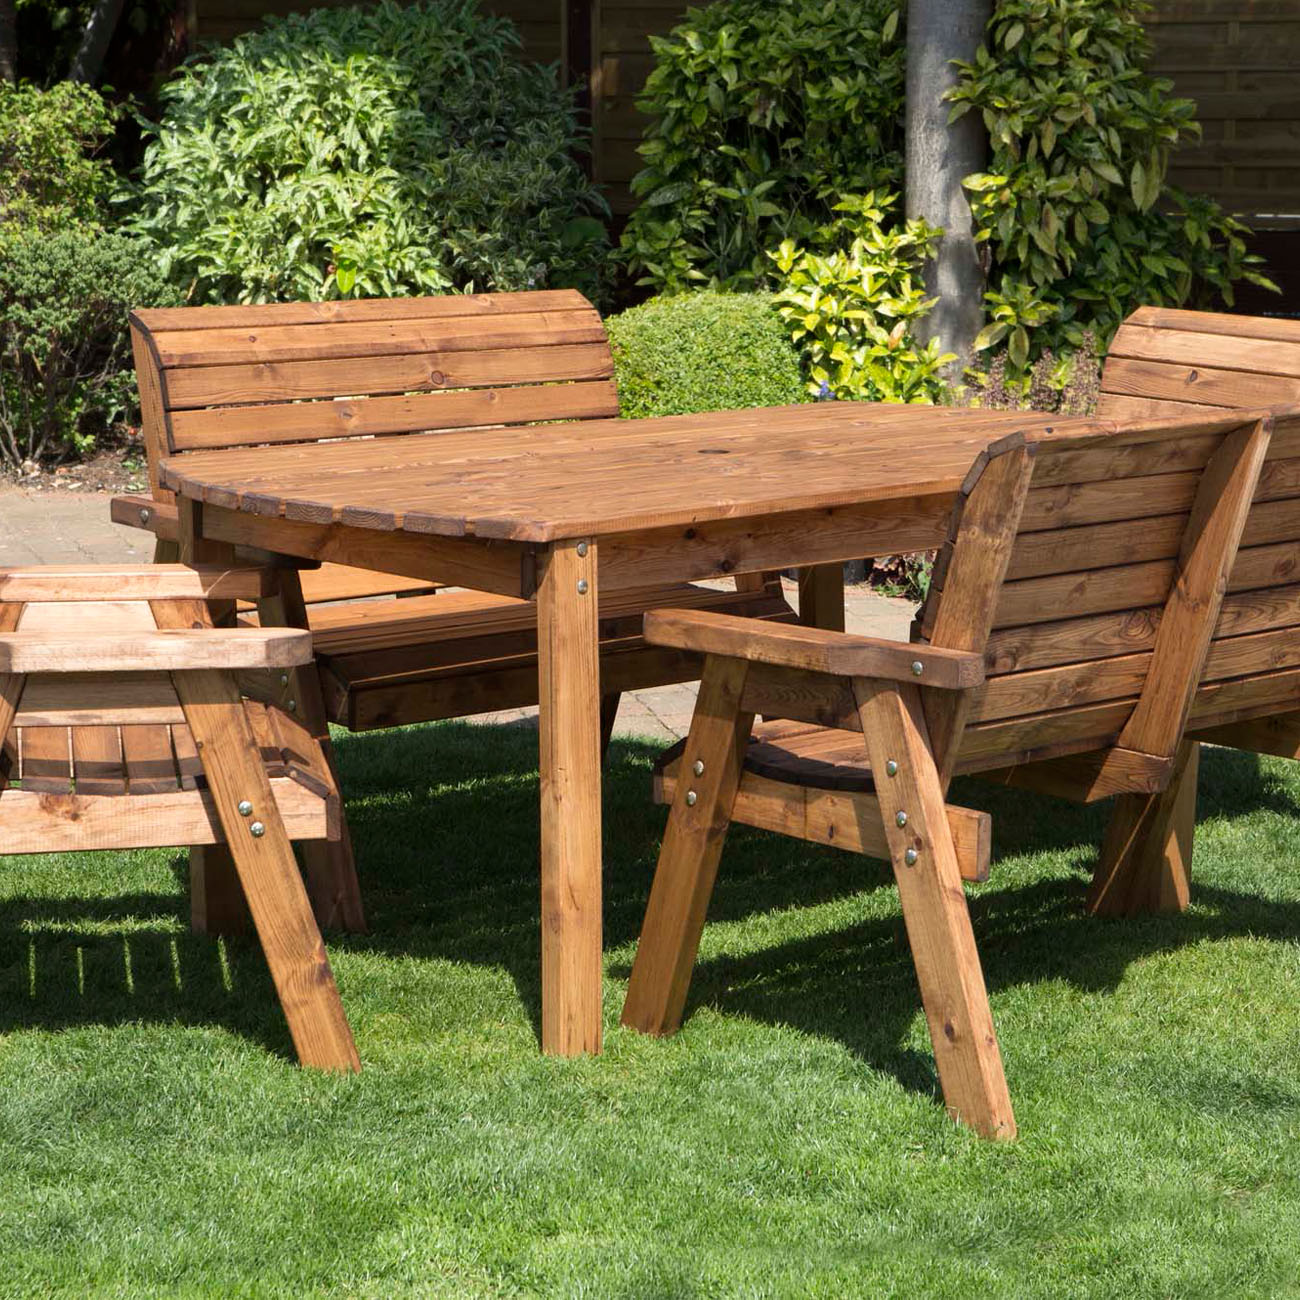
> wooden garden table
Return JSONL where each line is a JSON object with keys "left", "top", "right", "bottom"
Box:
{"left": 162, "top": 402, "right": 1104, "bottom": 1056}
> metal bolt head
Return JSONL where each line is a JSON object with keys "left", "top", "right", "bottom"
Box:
{"left": 139, "top": 507, "right": 151, "bottom": 525}
{"left": 577, "top": 579, "right": 589, "bottom": 595}
{"left": 910, "top": 660, "right": 924, "bottom": 677}
{"left": 237, "top": 800, "right": 253, "bottom": 817}
{"left": 280, "top": 674, "right": 290, "bottom": 687}
{"left": 685, "top": 790, "right": 698, "bottom": 807}
{"left": 692, "top": 759, "right": 705, "bottom": 776}
{"left": 903, "top": 847, "right": 919, "bottom": 866}
{"left": 885, "top": 759, "right": 899, "bottom": 778}
{"left": 576, "top": 541, "right": 589, "bottom": 557}
{"left": 249, "top": 821, "right": 266, "bottom": 838}
{"left": 895, "top": 810, "right": 908, "bottom": 828}
{"left": 287, "top": 699, "right": 297, "bottom": 713}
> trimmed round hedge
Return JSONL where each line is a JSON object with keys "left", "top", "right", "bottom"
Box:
{"left": 607, "top": 291, "right": 808, "bottom": 419}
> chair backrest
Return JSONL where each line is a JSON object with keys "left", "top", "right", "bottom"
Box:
{"left": 130, "top": 289, "right": 618, "bottom": 500}
{"left": 1099, "top": 306, "right": 1300, "bottom": 423}
{"left": 916, "top": 407, "right": 1300, "bottom": 776}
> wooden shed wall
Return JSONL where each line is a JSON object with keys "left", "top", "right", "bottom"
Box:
{"left": 190, "top": 0, "right": 1300, "bottom": 221}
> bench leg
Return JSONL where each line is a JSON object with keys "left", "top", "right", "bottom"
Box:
{"left": 1088, "top": 739, "right": 1197, "bottom": 918}
{"left": 854, "top": 677, "right": 1016, "bottom": 1140}
{"left": 175, "top": 668, "right": 359, "bottom": 1072}
{"left": 599, "top": 692, "right": 620, "bottom": 762}
{"left": 258, "top": 576, "right": 367, "bottom": 934}
{"left": 622, "top": 657, "right": 753, "bottom": 1036}
{"left": 189, "top": 846, "right": 250, "bottom": 935}
{"left": 798, "top": 564, "right": 846, "bottom": 632}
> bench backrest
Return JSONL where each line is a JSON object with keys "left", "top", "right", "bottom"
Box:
{"left": 1099, "top": 306, "right": 1300, "bottom": 423}
{"left": 130, "top": 289, "right": 618, "bottom": 500}
{"left": 917, "top": 407, "right": 1300, "bottom": 776}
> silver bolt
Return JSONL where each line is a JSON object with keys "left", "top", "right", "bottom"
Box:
{"left": 685, "top": 790, "right": 698, "bottom": 806}
{"left": 287, "top": 699, "right": 297, "bottom": 713}
{"left": 237, "top": 800, "right": 253, "bottom": 817}
{"left": 249, "top": 821, "right": 266, "bottom": 838}
{"left": 885, "top": 759, "right": 898, "bottom": 777}
{"left": 692, "top": 759, "right": 705, "bottom": 776}
{"left": 577, "top": 579, "right": 589, "bottom": 595}
{"left": 910, "top": 660, "right": 924, "bottom": 677}
{"left": 904, "top": 848, "right": 919, "bottom": 866}
{"left": 896, "top": 811, "right": 908, "bottom": 828}
{"left": 139, "top": 507, "right": 151, "bottom": 525}
{"left": 280, "top": 674, "right": 290, "bottom": 687}
{"left": 576, "top": 541, "right": 589, "bottom": 557}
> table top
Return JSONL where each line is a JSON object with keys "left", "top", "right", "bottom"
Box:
{"left": 160, "top": 403, "right": 1110, "bottom": 543}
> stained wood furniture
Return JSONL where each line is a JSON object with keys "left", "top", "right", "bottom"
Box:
{"left": 113, "top": 291, "right": 795, "bottom": 934}
{"left": 0, "top": 564, "right": 358, "bottom": 1072}
{"left": 624, "top": 403, "right": 1300, "bottom": 1137}
{"left": 155, "top": 402, "right": 1122, "bottom": 1055}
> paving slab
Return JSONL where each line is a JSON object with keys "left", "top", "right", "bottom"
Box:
{"left": 0, "top": 486, "right": 920, "bottom": 742}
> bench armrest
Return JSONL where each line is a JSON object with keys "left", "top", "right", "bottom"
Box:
{"left": 643, "top": 608, "right": 984, "bottom": 689}
{"left": 110, "top": 494, "right": 178, "bottom": 541}
{"left": 0, "top": 628, "right": 313, "bottom": 674}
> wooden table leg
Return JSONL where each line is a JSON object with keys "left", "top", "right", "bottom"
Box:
{"left": 798, "top": 563, "right": 845, "bottom": 632}
{"left": 536, "top": 538, "right": 603, "bottom": 1055}
{"left": 176, "top": 500, "right": 248, "bottom": 936}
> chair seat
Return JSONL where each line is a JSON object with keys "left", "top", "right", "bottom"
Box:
{"left": 308, "top": 581, "right": 797, "bottom": 731}
{"left": 0, "top": 701, "right": 337, "bottom": 852}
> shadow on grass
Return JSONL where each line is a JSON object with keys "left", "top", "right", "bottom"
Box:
{"left": 0, "top": 723, "right": 1296, "bottom": 1087}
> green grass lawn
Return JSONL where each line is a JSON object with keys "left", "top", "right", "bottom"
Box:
{"left": 3, "top": 721, "right": 1300, "bottom": 1297}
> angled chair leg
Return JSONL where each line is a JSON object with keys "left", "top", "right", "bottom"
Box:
{"left": 1088, "top": 739, "right": 1198, "bottom": 918}
{"left": 174, "top": 668, "right": 359, "bottom": 1072}
{"left": 600, "top": 692, "right": 621, "bottom": 762}
{"left": 854, "top": 677, "right": 1016, "bottom": 1141}
{"left": 622, "top": 657, "right": 754, "bottom": 1036}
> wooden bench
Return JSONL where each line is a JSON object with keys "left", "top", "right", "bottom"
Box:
{"left": 114, "top": 291, "right": 795, "bottom": 931}
{"left": 627, "top": 395, "right": 1300, "bottom": 1137}
{"left": 0, "top": 564, "right": 358, "bottom": 1071}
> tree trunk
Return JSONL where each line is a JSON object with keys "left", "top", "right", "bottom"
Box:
{"left": 0, "top": 0, "right": 17, "bottom": 81}
{"left": 69, "top": 0, "right": 127, "bottom": 83}
{"left": 905, "top": 0, "right": 992, "bottom": 381}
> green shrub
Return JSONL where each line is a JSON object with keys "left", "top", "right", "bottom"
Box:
{"left": 607, "top": 291, "right": 808, "bottom": 418}
{"left": 949, "top": 0, "right": 1273, "bottom": 363}
{"left": 129, "top": 0, "right": 609, "bottom": 303}
{"left": 621, "top": 0, "right": 904, "bottom": 293}
{"left": 771, "top": 192, "right": 951, "bottom": 403}
{"left": 0, "top": 81, "right": 120, "bottom": 232}
{"left": 0, "top": 228, "right": 177, "bottom": 468}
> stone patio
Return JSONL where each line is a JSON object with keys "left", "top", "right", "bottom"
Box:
{"left": 0, "top": 483, "right": 917, "bottom": 742}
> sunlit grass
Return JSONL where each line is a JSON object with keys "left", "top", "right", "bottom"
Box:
{"left": 1, "top": 723, "right": 1299, "bottom": 1296}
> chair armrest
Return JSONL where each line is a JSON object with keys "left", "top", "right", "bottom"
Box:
{"left": 110, "top": 494, "right": 178, "bottom": 541}
{"left": 0, "top": 628, "right": 312, "bottom": 673}
{"left": 0, "top": 564, "right": 277, "bottom": 603}
{"left": 643, "top": 608, "right": 984, "bottom": 689}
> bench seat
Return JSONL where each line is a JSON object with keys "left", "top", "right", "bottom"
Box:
{"left": 305, "top": 579, "right": 796, "bottom": 731}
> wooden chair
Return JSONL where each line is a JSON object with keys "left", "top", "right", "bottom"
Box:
{"left": 622, "top": 404, "right": 1300, "bottom": 1137}
{"left": 112, "top": 291, "right": 795, "bottom": 933}
{"left": 0, "top": 564, "right": 359, "bottom": 1073}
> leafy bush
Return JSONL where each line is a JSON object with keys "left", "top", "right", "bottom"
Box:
{"left": 949, "top": 0, "right": 1274, "bottom": 363}
{"left": 0, "top": 228, "right": 176, "bottom": 468}
{"left": 771, "top": 193, "right": 951, "bottom": 403}
{"left": 129, "top": 0, "right": 609, "bottom": 303}
{"left": 621, "top": 0, "right": 904, "bottom": 293}
{"left": 0, "top": 81, "right": 120, "bottom": 232}
{"left": 606, "top": 291, "right": 807, "bottom": 418}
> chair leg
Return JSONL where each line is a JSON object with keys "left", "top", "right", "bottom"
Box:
{"left": 1088, "top": 739, "right": 1197, "bottom": 918}
{"left": 600, "top": 692, "right": 621, "bottom": 763}
{"left": 174, "top": 668, "right": 359, "bottom": 1072}
{"left": 854, "top": 677, "right": 1016, "bottom": 1140}
{"left": 189, "top": 846, "right": 250, "bottom": 935}
{"left": 258, "top": 579, "right": 367, "bottom": 933}
{"left": 622, "top": 657, "right": 753, "bottom": 1036}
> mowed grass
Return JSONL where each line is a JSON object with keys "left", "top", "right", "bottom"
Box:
{"left": 3, "top": 722, "right": 1300, "bottom": 1297}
